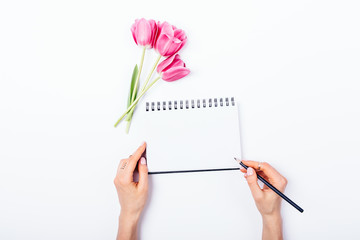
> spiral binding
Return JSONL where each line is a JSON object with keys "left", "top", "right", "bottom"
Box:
{"left": 146, "top": 97, "right": 235, "bottom": 111}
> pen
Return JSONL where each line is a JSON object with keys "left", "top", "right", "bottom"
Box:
{"left": 234, "top": 157, "right": 304, "bottom": 213}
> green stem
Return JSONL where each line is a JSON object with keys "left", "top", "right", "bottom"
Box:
{"left": 131, "top": 47, "right": 146, "bottom": 104}
{"left": 114, "top": 76, "right": 161, "bottom": 127}
{"left": 124, "top": 47, "right": 146, "bottom": 133}
{"left": 124, "top": 54, "right": 161, "bottom": 133}
{"left": 124, "top": 101, "right": 135, "bottom": 133}
{"left": 125, "top": 117, "right": 132, "bottom": 133}
{"left": 141, "top": 54, "right": 161, "bottom": 92}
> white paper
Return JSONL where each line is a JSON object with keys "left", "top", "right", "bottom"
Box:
{"left": 134, "top": 98, "right": 241, "bottom": 172}
{"left": 130, "top": 98, "right": 257, "bottom": 240}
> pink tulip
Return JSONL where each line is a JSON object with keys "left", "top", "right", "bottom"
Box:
{"left": 154, "top": 22, "right": 187, "bottom": 57}
{"left": 131, "top": 18, "right": 158, "bottom": 48}
{"left": 157, "top": 54, "right": 190, "bottom": 82}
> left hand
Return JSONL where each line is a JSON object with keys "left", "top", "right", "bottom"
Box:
{"left": 114, "top": 142, "right": 148, "bottom": 221}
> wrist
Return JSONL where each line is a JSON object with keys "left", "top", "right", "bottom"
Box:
{"left": 117, "top": 212, "right": 139, "bottom": 240}
{"left": 119, "top": 211, "right": 140, "bottom": 225}
{"left": 261, "top": 212, "right": 283, "bottom": 240}
{"left": 262, "top": 211, "right": 282, "bottom": 223}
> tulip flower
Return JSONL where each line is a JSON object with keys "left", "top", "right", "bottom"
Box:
{"left": 114, "top": 19, "right": 190, "bottom": 132}
{"left": 131, "top": 18, "right": 158, "bottom": 48}
{"left": 126, "top": 19, "right": 158, "bottom": 132}
{"left": 154, "top": 21, "right": 187, "bottom": 57}
{"left": 140, "top": 25, "right": 187, "bottom": 91}
{"left": 157, "top": 54, "right": 190, "bottom": 82}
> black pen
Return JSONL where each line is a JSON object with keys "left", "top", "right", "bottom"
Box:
{"left": 234, "top": 157, "right": 304, "bottom": 213}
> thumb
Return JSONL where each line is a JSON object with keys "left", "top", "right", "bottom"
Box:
{"left": 137, "top": 157, "right": 148, "bottom": 190}
{"left": 245, "top": 167, "right": 263, "bottom": 200}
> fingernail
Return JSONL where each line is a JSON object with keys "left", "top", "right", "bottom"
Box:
{"left": 247, "top": 167, "right": 254, "bottom": 176}
{"left": 140, "top": 157, "right": 147, "bottom": 165}
{"left": 141, "top": 141, "right": 146, "bottom": 146}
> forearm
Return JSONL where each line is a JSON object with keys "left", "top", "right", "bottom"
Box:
{"left": 262, "top": 213, "right": 283, "bottom": 240}
{"left": 117, "top": 212, "right": 139, "bottom": 240}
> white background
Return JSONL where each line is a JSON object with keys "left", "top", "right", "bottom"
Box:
{"left": 1, "top": 0, "right": 360, "bottom": 239}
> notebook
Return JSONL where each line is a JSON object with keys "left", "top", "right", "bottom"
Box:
{"left": 139, "top": 97, "right": 241, "bottom": 173}
{"left": 130, "top": 97, "right": 258, "bottom": 239}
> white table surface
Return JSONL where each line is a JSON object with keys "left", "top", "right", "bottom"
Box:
{"left": 1, "top": 0, "right": 360, "bottom": 239}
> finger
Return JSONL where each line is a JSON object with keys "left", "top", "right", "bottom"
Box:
{"left": 244, "top": 167, "right": 263, "bottom": 200}
{"left": 242, "top": 160, "right": 283, "bottom": 182}
{"left": 123, "top": 142, "right": 147, "bottom": 181}
{"left": 114, "top": 159, "right": 128, "bottom": 186}
{"left": 256, "top": 172, "right": 270, "bottom": 190}
{"left": 116, "top": 159, "right": 128, "bottom": 175}
{"left": 257, "top": 171, "right": 269, "bottom": 181}
{"left": 239, "top": 164, "right": 247, "bottom": 173}
{"left": 137, "top": 157, "right": 148, "bottom": 191}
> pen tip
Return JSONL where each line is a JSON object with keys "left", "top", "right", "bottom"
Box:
{"left": 233, "top": 157, "right": 241, "bottom": 163}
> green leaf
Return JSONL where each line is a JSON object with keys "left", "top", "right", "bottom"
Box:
{"left": 126, "top": 64, "right": 140, "bottom": 123}
{"left": 127, "top": 64, "right": 139, "bottom": 107}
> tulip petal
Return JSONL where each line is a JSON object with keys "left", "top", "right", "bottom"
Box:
{"left": 174, "top": 29, "right": 187, "bottom": 41}
{"left": 165, "top": 39, "right": 182, "bottom": 56}
{"left": 167, "top": 55, "right": 185, "bottom": 70}
{"left": 136, "top": 18, "right": 152, "bottom": 46}
{"left": 131, "top": 21, "right": 138, "bottom": 45}
{"left": 160, "top": 22, "right": 174, "bottom": 37}
{"left": 152, "top": 21, "right": 162, "bottom": 48}
{"left": 162, "top": 66, "right": 190, "bottom": 82}
{"left": 157, "top": 54, "right": 177, "bottom": 74}
{"left": 153, "top": 22, "right": 187, "bottom": 57}
{"left": 149, "top": 20, "right": 158, "bottom": 48}
{"left": 156, "top": 34, "right": 172, "bottom": 56}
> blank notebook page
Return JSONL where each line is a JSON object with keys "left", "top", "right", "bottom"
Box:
{"left": 130, "top": 97, "right": 259, "bottom": 240}
{"left": 139, "top": 97, "right": 241, "bottom": 172}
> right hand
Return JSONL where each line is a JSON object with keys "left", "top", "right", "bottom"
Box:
{"left": 240, "top": 160, "right": 287, "bottom": 217}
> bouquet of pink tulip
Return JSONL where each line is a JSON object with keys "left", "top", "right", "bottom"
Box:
{"left": 114, "top": 19, "right": 190, "bottom": 133}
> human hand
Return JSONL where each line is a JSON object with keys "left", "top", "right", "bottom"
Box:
{"left": 240, "top": 160, "right": 287, "bottom": 240}
{"left": 240, "top": 160, "right": 287, "bottom": 217}
{"left": 114, "top": 142, "right": 148, "bottom": 240}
